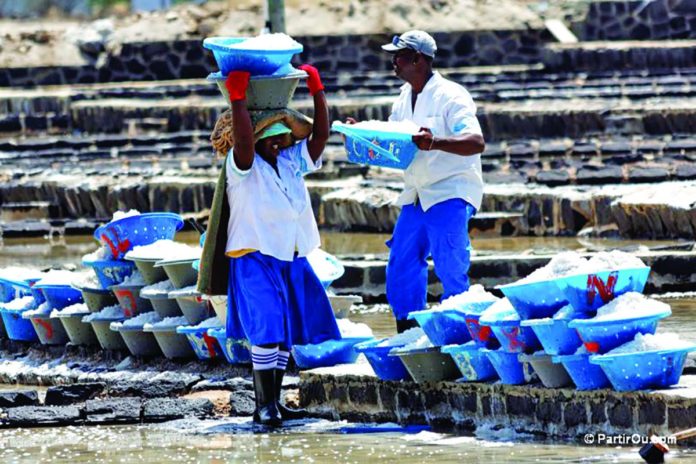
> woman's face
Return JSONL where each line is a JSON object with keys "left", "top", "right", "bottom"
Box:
{"left": 256, "top": 134, "right": 293, "bottom": 159}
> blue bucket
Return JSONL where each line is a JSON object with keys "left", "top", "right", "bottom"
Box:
{"left": 552, "top": 354, "right": 611, "bottom": 390}
{"left": 34, "top": 284, "right": 83, "bottom": 310}
{"left": 521, "top": 314, "right": 587, "bottom": 356}
{"left": 176, "top": 324, "right": 224, "bottom": 360}
{"left": 293, "top": 337, "right": 373, "bottom": 369}
{"left": 498, "top": 279, "right": 568, "bottom": 320}
{"left": 202, "top": 37, "right": 303, "bottom": 76}
{"left": 0, "top": 279, "right": 15, "bottom": 303}
{"left": 354, "top": 338, "right": 411, "bottom": 381}
{"left": 556, "top": 267, "right": 651, "bottom": 314}
{"left": 409, "top": 308, "right": 473, "bottom": 346}
{"left": 568, "top": 310, "right": 670, "bottom": 354}
{"left": 332, "top": 122, "right": 419, "bottom": 170}
{"left": 0, "top": 308, "right": 38, "bottom": 342}
{"left": 442, "top": 342, "right": 498, "bottom": 382}
{"left": 94, "top": 212, "right": 184, "bottom": 260}
{"left": 83, "top": 258, "right": 136, "bottom": 288}
{"left": 590, "top": 346, "right": 696, "bottom": 391}
{"left": 461, "top": 302, "right": 500, "bottom": 348}
{"left": 306, "top": 249, "right": 345, "bottom": 290}
{"left": 481, "top": 348, "right": 535, "bottom": 385}
{"left": 207, "top": 328, "right": 252, "bottom": 365}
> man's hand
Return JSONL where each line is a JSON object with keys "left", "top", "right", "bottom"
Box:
{"left": 412, "top": 127, "right": 435, "bottom": 150}
{"left": 225, "top": 71, "right": 250, "bottom": 102}
{"left": 345, "top": 117, "right": 358, "bottom": 125}
{"left": 298, "top": 64, "right": 325, "bottom": 96}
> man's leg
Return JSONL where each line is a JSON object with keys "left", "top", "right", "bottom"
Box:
{"left": 426, "top": 199, "right": 476, "bottom": 300}
{"left": 386, "top": 204, "right": 430, "bottom": 332}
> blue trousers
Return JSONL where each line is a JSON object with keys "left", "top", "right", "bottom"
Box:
{"left": 386, "top": 198, "right": 476, "bottom": 320}
{"left": 226, "top": 252, "right": 341, "bottom": 348}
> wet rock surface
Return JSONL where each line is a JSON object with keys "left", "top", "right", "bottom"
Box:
{"left": 0, "top": 390, "right": 39, "bottom": 408}
{"left": 44, "top": 382, "right": 105, "bottom": 405}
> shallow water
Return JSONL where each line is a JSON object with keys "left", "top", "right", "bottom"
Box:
{"left": 2, "top": 420, "right": 696, "bottom": 464}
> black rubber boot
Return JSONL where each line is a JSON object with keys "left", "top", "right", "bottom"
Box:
{"left": 395, "top": 318, "right": 419, "bottom": 334}
{"left": 275, "top": 369, "right": 308, "bottom": 420}
{"left": 252, "top": 369, "right": 282, "bottom": 427}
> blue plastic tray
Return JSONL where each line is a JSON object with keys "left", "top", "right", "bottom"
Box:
{"left": 590, "top": 346, "right": 696, "bottom": 391}
{"left": 498, "top": 279, "right": 568, "bottom": 320}
{"left": 94, "top": 212, "right": 184, "bottom": 260}
{"left": 176, "top": 324, "right": 223, "bottom": 360}
{"left": 207, "top": 328, "right": 252, "bottom": 365}
{"left": 354, "top": 338, "right": 411, "bottom": 381}
{"left": 552, "top": 353, "right": 610, "bottom": 390}
{"left": 481, "top": 348, "right": 534, "bottom": 385}
{"left": 332, "top": 122, "right": 418, "bottom": 170}
{"left": 83, "top": 258, "right": 136, "bottom": 289}
{"left": 293, "top": 337, "right": 373, "bottom": 369}
{"left": 556, "top": 267, "right": 651, "bottom": 313}
{"left": 34, "top": 284, "right": 83, "bottom": 310}
{"left": 408, "top": 308, "right": 472, "bottom": 346}
{"left": 568, "top": 310, "right": 670, "bottom": 354}
{"left": 203, "top": 36, "right": 303, "bottom": 76}
{"left": 0, "top": 308, "right": 38, "bottom": 342}
{"left": 521, "top": 317, "right": 585, "bottom": 356}
{"left": 442, "top": 342, "right": 498, "bottom": 382}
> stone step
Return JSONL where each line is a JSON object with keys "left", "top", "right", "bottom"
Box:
{"left": 0, "top": 201, "right": 57, "bottom": 221}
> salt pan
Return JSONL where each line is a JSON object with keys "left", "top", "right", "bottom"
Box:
{"left": 336, "top": 318, "right": 373, "bottom": 338}
{"left": 590, "top": 292, "right": 671, "bottom": 322}
{"left": 50, "top": 303, "right": 89, "bottom": 318}
{"left": 513, "top": 252, "right": 591, "bottom": 284}
{"left": 234, "top": 33, "right": 301, "bottom": 50}
{"left": 119, "top": 271, "right": 145, "bottom": 286}
{"left": 112, "top": 209, "right": 140, "bottom": 221}
{"left": 1, "top": 296, "right": 35, "bottom": 311}
{"left": 141, "top": 280, "right": 175, "bottom": 298}
{"left": 23, "top": 302, "right": 51, "bottom": 318}
{"left": 377, "top": 327, "right": 425, "bottom": 347}
{"left": 607, "top": 332, "right": 693, "bottom": 355}
{"left": 143, "top": 315, "right": 189, "bottom": 330}
{"left": 125, "top": 240, "right": 200, "bottom": 261}
{"left": 82, "top": 304, "right": 124, "bottom": 322}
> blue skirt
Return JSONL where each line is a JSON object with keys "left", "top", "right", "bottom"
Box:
{"left": 226, "top": 251, "right": 341, "bottom": 348}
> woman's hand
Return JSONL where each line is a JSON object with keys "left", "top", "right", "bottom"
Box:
{"left": 298, "top": 64, "right": 325, "bottom": 96}
{"left": 225, "top": 71, "right": 251, "bottom": 102}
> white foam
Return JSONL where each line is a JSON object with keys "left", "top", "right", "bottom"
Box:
{"left": 607, "top": 332, "right": 693, "bottom": 355}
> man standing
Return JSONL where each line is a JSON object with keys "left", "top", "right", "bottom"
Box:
{"left": 380, "top": 30, "right": 486, "bottom": 333}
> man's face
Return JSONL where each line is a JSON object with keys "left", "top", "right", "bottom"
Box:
{"left": 391, "top": 48, "right": 418, "bottom": 79}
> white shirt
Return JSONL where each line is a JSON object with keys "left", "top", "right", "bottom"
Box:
{"left": 389, "top": 71, "right": 484, "bottom": 211}
{"left": 225, "top": 139, "right": 321, "bottom": 262}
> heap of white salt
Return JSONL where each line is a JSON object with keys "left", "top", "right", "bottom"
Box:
{"left": 112, "top": 209, "right": 140, "bottom": 221}
{"left": 479, "top": 298, "right": 519, "bottom": 324}
{"left": 607, "top": 332, "right": 693, "bottom": 355}
{"left": 514, "top": 251, "right": 592, "bottom": 284}
{"left": 82, "top": 304, "right": 124, "bottom": 322}
{"left": 435, "top": 284, "right": 499, "bottom": 312}
{"left": 1, "top": 296, "right": 35, "bottom": 311}
{"left": 234, "top": 33, "right": 301, "bottom": 50}
{"left": 377, "top": 327, "right": 425, "bottom": 348}
{"left": 50, "top": 303, "right": 89, "bottom": 318}
{"left": 587, "top": 250, "right": 645, "bottom": 271}
{"left": 141, "top": 280, "right": 175, "bottom": 298}
{"left": 125, "top": 240, "right": 200, "bottom": 261}
{"left": 589, "top": 292, "right": 671, "bottom": 322}
{"left": 336, "top": 318, "right": 373, "bottom": 338}
{"left": 111, "top": 311, "right": 161, "bottom": 330}
{"left": 143, "top": 315, "right": 189, "bottom": 330}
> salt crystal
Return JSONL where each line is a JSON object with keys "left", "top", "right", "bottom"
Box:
{"left": 124, "top": 239, "right": 200, "bottom": 261}
{"left": 479, "top": 298, "right": 519, "bottom": 324}
{"left": 168, "top": 285, "right": 200, "bottom": 299}
{"left": 396, "top": 334, "right": 434, "bottom": 352}
{"left": 234, "top": 33, "right": 301, "bottom": 51}
{"left": 23, "top": 302, "right": 51, "bottom": 318}
{"left": 377, "top": 327, "right": 425, "bottom": 347}
{"left": 120, "top": 311, "right": 161, "bottom": 328}
{"left": 82, "top": 304, "right": 125, "bottom": 322}
{"left": 71, "top": 272, "right": 101, "bottom": 290}
{"left": 590, "top": 292, "right": 671, "bottom": 322}
{"left": 607, "top": 332, "right": 693, "bottom": 355}
{"left": 1, "top": 296, "right": 35, "bottom": 311}
{"left": 112, "top": 209, "right": 140, "bottom": 221}
{"left": 36, "top": 270, "right": 85, "bottom": 287}
{"left": 140, "top": 280, "right": 175, "bottom": 298}
{"left": 191, "top": 316, "right": 222, "bottom": 329}
{"left": 513, "top": 252, "right": 591, "bottom": 284}
{"left": 143, "top": 315, "right": 189, "bottom": 330}
{"left": 120, "top": 271, "right": 145, "bottom": 286}
{"left": 50, "top": 303, "right": 89, "bottom": 318}
{"left": 0, "top": 267, "right": 43, "bottom": 282}
{"left": 336, "top": 318, "right": 373, "bottom": 338}
{"left": 587, "top": 250, "right": 645, "bottom": 271}
{"left": 435, "top": 284, "right": 498, "bottom": 311}
{"left": 82, "top": 247, "right": 110, "bottom": 262}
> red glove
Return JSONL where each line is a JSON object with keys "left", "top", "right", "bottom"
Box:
{"left": 298, "top": 64, "right": 324, "bottom": 96}
{"left": 225, "top": 71, "right": 250, "bottom": 102}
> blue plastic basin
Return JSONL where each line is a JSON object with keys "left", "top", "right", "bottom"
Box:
{"left": 176, "top": 324, "right": 223, "bottom": 360}
{"left": 202, "top": 36, "right": 303, "bottom": 76}
{"left": 83, "top": 258, "right": 136, "bottom": 288}
{"left": 568, "top": 310, "right": 670, "bottom": 354}
{"left": 463, "top": 312, "right": 500, "bottom": 349}
{"left": 552, "top": 353, "right": 611, "bottom": 390}
{"left": 207, "top": 328, "right": 252, "bottom": 365}
{"left": 306, "top": 249, "right": 345, "bottom": 290}
{"left": 556, "top": 267, "right": 651, "bottom": 313}
{"left": 94, "top": 212, "right": 184, "bottom": 260}
{"left": 590, "top": 346, "right": 696, "bottom": 391}
{"left": 481, "top": 348, "right": 534, "bottom": 385}
{"left": 498, "top": 279, "right": 568, "bottom": 320}
{"left": 292, "top": 337, "right": 373, "bottom": 369}
{"left": 442, "top": 342, "right": 498, "bottom": 382}
{"left": 0, "top": 280, "right": 14, "bottom": 303}
{"left": 521, "top": 317, "right": 585, "bottom": 356}
{"left": 332, "top": 122, "right": 419, "bottom": 171}
{"left": 408, "top": 308, "right": 472, "bottom": 346}
{"left": 0, "top": 308, "right": 38, "bottom": 342}
{"left": 354, "top": 338, "right": 411, "bottom": 381}
{"left": 34, "top": 284, "right": 83, "bottom": 310}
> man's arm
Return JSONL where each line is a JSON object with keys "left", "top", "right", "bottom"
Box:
{"left": 227, "top": 71, "right": 254, "bottom": 170}
{"left": 412, "top": 129, "right": 485, "bottom": 156}
{"left": 298, "top": 64, "right": 328, "bottom": 162}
